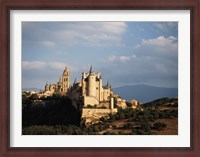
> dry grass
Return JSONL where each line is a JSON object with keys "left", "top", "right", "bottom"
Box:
{"left": 152, "top": 118, "right": 178, "bottom": 135}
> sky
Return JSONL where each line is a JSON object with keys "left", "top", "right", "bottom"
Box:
{"left": 22, "top": 22, "right": 178, "bottom": 89}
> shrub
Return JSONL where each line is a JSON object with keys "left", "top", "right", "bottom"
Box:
{"left": 100, "top": 116, "right": 107, "bottom": 122}
{"left": 153, "top": 122, "right": 167, "bottom": 130}
{"left": 141, "top": 122, "right": 151, "bottom": 132}
{"left": 118, "top": 131, "right": 125, "bottom": 135}
{"left": 135, "top": 129, "right": 145, "bottom": 135}
{"left": 123, "top": 122, "right": 134, "bottom": 129}
{"left": 92, "top": 125, "right": 100, "bottom": 132}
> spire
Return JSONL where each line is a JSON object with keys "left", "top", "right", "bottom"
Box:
{"left": 73, "top": 77, "right": 77, "bottom": 85}
{"left": 107, "top": 80, "right": 111, "bottom": 88}
{"left": 89, "top": 65, "right": 93, "bottom": 74}
{"left": 107, "top": 80, "right": 110, "bottom": 87}
{"left": 63, "top": 66, "right": 69, "bottom": 75}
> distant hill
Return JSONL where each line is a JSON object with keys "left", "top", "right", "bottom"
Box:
{"left": 22, "top": 88, "right": 42, "bottom": 92}
{"left": 113, "top": 85, "right": 178, "bottom": 103}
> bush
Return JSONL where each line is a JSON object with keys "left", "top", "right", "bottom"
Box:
{"left": 30, "top": 94, "right": 38, "bottom": 100}
{"left": 103, "top": 131, "right": 110, "bottom": 135}
{"left": 22, "top": 125, "right": 84, "bottom": 135}
{"left": 100, "top": 116, "right": 107, "bottom": 122}
{"left": 153, "top": 122, "right": 167, "bottom": 130}
{"left": 170, "top": 110, "right": 178, "bottom": 118}
{"left": 22, "top": 96, "right": 81, "bottom": 127}
{"left": 123, "top": 122, "right": 134, "bottom": 129}
{"left": 92, "top": 125, "right": 100, "bottom": 132}
{"left": 118, "top": 131, "right": 125, "bottom": 135}
{"left": 135, "top": 129, "right": 145, "bottom": 135}
{"left": 109, "top": 114, "right": 116, "bottom": 122}
{"left": 158, "top": 111, "right": 165, "bottom": 119}
{"left": 141, "top": 123, "right": 151, "bottom": 132}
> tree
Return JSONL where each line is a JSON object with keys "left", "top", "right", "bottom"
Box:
{"left": 141, "top": 122, "right": 151, "bottom": 132}
{"left": 30, "top": 94, "right": 38, "bottom": 100}
{"left": 153, "top": 122, "right": 167, "bottom": 130}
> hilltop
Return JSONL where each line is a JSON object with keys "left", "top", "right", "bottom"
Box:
{"left": 113, "top": 84, "right": 178, "bottom": 102}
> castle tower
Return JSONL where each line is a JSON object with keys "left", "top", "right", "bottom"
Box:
{"left": 88, "top": 73, "right": 96, "bottom": 97}
{"left": 61, "top": 66, "right": 70, "bottom": 92}
{"left": 87, "top": 66, "right": 96, "bottom": 97}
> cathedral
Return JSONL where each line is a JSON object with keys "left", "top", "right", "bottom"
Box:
{"left": 44, "top": 66, "right": 70, "bottom": 93}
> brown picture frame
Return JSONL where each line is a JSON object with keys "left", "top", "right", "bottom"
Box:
{"left": 0, "top": 0, "right": 199, "bottom": 156}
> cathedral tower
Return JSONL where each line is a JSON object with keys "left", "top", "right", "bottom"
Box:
{"left": 61, "top": 66, "right": 70, "bottom": 92}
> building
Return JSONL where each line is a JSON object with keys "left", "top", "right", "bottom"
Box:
{"left": 68, "top": 66, "right": 115, "bottom": 110}
{"left": 44, "top": 66, "right": 70, "bottom": 93}
{"left": 43, "top": 65, "right": 117, "bottom": 125}
{"left": 67, "top": 66, "right": 117, "bottom": 125}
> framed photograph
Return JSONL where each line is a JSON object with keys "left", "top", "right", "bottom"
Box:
{"left": 0, "top": 0, "right": 199, "bottom": 156}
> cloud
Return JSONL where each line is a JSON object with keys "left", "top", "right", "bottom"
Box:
{"left": 22, "top": 61, "right": 84, "bottom": 73}
{"left": 22, "top": 61, "right": 90, "bottom": 88}
{"left": 104, "top": 35, "right": 178, "bottom": 88}
{"left": 22, "top": 61, "right": 46, "bottom": 70}
{"left": 108, "top": 54, "right": 136, "bottom": 63}
{"left": 119, "top": 56, "right": 130, "bottom": 62}
{"left": 141, "top": 36, "right": 177, "bottom": 47}
{"left": 154, "top": 22, "right": 178, "bottom": 31}
{"left": 134, "top": 36, "right": 178, "bottom": 55}
{"left": 22, "top": 22, "right": 128, "bottom": 47}
{"left": 22, "top": 22, "right": 178, "bottom": 89}
{"left": 22, "top": 61, "right": 65, "bottom": 70}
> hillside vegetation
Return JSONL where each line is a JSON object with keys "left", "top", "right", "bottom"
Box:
{"left": 22, "top": 93, "right": 178, "bottom": 135}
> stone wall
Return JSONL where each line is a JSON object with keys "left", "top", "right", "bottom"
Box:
{"left": 81, "top": 108, "right": 117, "bottom": 125}
{"left": 84, "top": 96, "right": 99, "bottom": 106}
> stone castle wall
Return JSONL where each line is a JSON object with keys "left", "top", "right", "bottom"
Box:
{"left": 84, "top": 96, "right": 99, "bottom": 107}
{"left": 81, "top": 108, "right": 117, "bottom": 125}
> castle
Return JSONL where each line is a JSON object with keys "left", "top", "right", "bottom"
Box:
{"left": 44, "top": 66, "right": 117, "bottom": 111}
{"left": 43, "top": 66, "right": 141, "bottom": 124}
{"left": 44, "top": 66, "right": 117, "bottom": 124}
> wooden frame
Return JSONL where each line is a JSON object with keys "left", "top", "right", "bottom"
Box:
{"left": 0, "top": 0, "right": 199, "bottom": 156}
